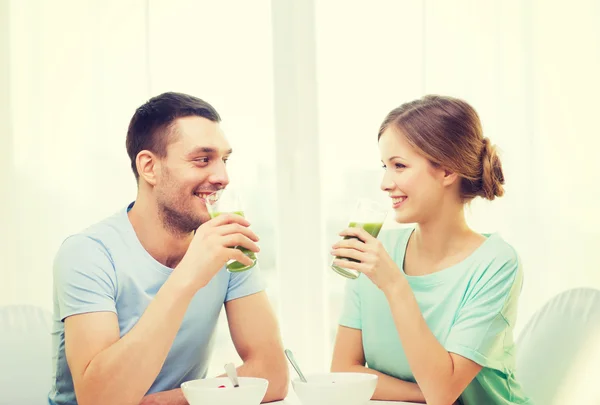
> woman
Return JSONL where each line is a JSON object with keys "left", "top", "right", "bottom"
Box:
{"left": 330, "top": 95, "right": 532, "bottom": 405}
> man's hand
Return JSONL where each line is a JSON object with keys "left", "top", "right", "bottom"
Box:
{"left": 176, "top": 213, "right": 260, "bottom": 290}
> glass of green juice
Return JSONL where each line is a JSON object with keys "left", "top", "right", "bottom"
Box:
{"left": 205, "top": 188, "right": 257, "bottom": 272}
{"left": 331, "top": 198, "right": 388, "bottom": 279}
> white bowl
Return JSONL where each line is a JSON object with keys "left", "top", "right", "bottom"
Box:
{"left": 292, "top": 372, "right": 378, "bottom": 405}
{"left": 181, "top": 377, "right": 268, "bottom": 405}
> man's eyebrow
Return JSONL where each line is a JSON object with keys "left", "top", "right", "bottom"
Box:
{"left": 186, "top": 147, "right": 233, "bottom": 156}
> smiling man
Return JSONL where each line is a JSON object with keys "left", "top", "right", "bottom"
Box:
{"left": 48, "top": 92, "right": 288, "bottom": 405}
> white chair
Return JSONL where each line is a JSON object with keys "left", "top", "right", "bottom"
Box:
{"left": 0, "top": 304, "right": 52, "bottom": 404}
{"left": 516, "top": 288, "right": 600, "bottom": 405}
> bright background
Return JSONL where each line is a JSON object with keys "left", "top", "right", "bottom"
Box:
{"left": 1, "top": 0, "right": 599, "bottom": 377}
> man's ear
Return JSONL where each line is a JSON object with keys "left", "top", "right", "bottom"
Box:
{"left": 136, "top": 150, "right": 160, "bottom": 186}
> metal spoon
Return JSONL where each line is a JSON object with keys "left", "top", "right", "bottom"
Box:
{"left": 224, "top": 362, "right": 240, "bottom": 388}
{"left": 284, "top": 349, "right": 307, "bottom": 383}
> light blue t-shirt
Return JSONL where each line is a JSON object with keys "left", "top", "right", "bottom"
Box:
{"left": 48, "top": 203, "right": 265, "bottom": 405}
{"left": 339, "top": 227, "right": 532, "bottom": 405}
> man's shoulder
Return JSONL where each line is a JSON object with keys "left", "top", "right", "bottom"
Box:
{"left": 83, "top": 204, "right": 131, "bottom": 236}
{"left": 56, "top": 205, "right": 131, "bottom": 260}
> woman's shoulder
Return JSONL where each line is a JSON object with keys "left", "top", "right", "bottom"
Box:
{"left": 480, "top": 233, "right": 520, "bottom": 268}
{"left": 471, "top": 232, "right": 523, "bottom": 287}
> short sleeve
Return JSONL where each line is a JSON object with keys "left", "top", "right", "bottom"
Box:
{"left": 444, "top": 253, "right": 523, "bottom": 373}
{"left": 53, "top": 235, "right": 118, "bottom": 321}
{"left": 339, "top": 278, "right": 362, "bottom": 330}
{"left": 225, "top": 263, "right": 266, "bottom": 302}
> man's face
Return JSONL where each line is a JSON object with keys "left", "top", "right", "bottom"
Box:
{"left": 154, "top": 116, "right": 231, "bottom": 233}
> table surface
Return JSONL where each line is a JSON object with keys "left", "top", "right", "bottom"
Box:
{"left": 275, "top": 401, "right": 420, "bottom": 405}
{"left": 272, "top": 390, "right": 422, "bottom": 405}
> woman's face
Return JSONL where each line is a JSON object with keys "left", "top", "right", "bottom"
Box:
{"left": 379, "top": 127, "right": 455, "bottom": 224}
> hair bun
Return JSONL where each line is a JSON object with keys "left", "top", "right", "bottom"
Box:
{"left": 479, "top": 138, "right": 505, "bottom": 200}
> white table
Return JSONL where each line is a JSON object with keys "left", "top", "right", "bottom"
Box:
{"left": 273, "top": 390, "right": 422, "bottom": 405}
{"left": 275, "top": 401, "right": 420, "bottom": 405}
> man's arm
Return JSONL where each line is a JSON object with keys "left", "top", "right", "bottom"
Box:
{"left": 224, "top": 291, "right": 289, "bottom": 403}
{"left": 331, "top": 326, "right": 426, "bottom": 403}
{"left": 65, "top": 273, "right": 197, "bottom": 405}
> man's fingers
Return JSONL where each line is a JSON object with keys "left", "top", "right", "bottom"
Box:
{"left": 228, "top": 248, "right": 255, "bottom": 267}
{"left": 221, "top": 234, "right": 260, "bottom": 253}
{"left": 215, "top": 223, "right": 259, "bottom": 242}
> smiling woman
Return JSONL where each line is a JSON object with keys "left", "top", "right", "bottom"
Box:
{"left": 330, "top": 95, "right": 532, "bottom": 405}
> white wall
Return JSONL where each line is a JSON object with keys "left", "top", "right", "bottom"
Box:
{"left": 1, "top": 0, "right": 17, "bottom": 306}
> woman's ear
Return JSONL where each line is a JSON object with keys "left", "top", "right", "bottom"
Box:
{"left": 442, "top": 168, "right": 459, "bottom": 187}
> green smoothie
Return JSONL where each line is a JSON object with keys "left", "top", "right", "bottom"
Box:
{"left": 209, "top": 211, "right": 257, "bottom": 272}
{"left": 349, "top": 221, "right": 384, "bottom": 237}
{"left": 331, "top": 222, "right": 383, "bottom": 279}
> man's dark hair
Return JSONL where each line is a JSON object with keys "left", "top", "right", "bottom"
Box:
{"left": 126, "top": 92, "right": 221, "bottom": 181}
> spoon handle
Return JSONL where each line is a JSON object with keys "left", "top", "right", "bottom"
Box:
{"left": 284, "top": 349, "right": 307, "bottom": 383}
{"left": 224, "top": 362, "right": 240, "bottom": 387}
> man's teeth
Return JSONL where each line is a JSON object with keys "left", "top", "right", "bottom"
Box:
{"left": 195, "top": 193, "right": 211, "bottom": 199}
{"left": 392, "top": 197, "right": 406, "bottom": 204}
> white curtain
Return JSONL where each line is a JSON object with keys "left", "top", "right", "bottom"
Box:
{"left": 3, "top": 0, "right": 147, "bottom": 309}
{"left": 2, "top": 0, "right": 599, "bottom": 377}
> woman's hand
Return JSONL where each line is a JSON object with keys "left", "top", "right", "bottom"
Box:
{"left": 331, "top": 227, "right": 406, "bottom": 295}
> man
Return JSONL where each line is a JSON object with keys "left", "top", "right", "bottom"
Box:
{"left": 48, "top": 92, "right": 289, "bottom": 405}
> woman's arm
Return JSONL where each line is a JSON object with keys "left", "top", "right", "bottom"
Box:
{"left": 383, "top": 282, "right": 482, "bottom": 405}
{"left": 330, "top": 325, "right": 426, "bottom": 403}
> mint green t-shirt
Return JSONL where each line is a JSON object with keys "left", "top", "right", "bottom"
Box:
{"left": 339, "top": 227, "right": 532, "bottom": 405}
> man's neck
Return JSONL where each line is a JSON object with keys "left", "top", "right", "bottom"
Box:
{"left": 127, "top": 198, "right": 193, "bottom": 269}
